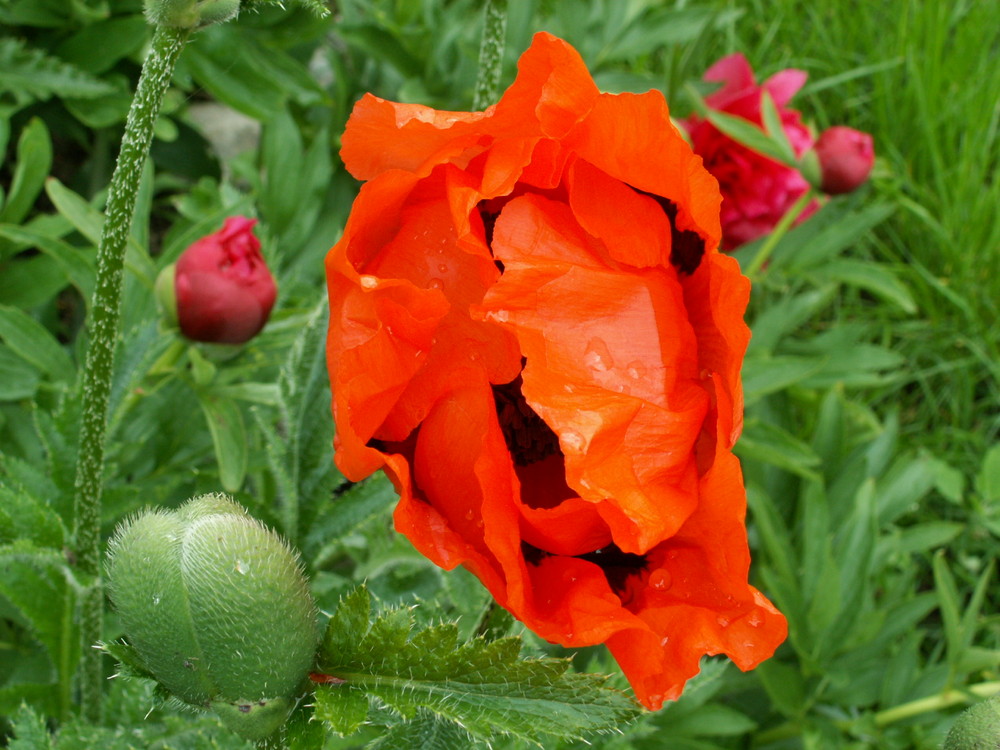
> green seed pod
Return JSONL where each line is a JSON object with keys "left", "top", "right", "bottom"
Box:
{"left": 107, "top": 494, "right": 318, "bottom": 740}
{"left": 944, "top": 695, "right": 1000, "bottom": 750}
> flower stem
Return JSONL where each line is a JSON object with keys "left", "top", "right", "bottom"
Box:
{"left": 73, "top": 23, "right": 190, "bottom": 724}
{"left": 472, "top": 0, "right": 509, "bottom": 110}
{"left": 754, "top": 681, "right": 1000, "bottom": 745}
{"left": 744, "top": 189, "right": 816, "bottom": 281}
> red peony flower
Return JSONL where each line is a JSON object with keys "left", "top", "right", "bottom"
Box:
{"left": 814, "top": 125, "right": 875, "bottom": 195}
{"left": 325, "top": 32, "right": 786, "bottom": 710}
{"left": 684, "top": 53, "right": 819, "bottom": 249}
{"left": 173, "top": 216, "right": 277, "bottom": 344}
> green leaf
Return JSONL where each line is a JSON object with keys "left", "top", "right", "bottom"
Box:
{"left": 368, "top": 710, "right": 480, "bottom": 750}
{"left": 0, "top": 484, "right": 66, "bottom": 548}
{"left": 778, "top": 201, "right": 895, "bottom": 271}
{"left": 0, "top": 224, "right": 96, "bottom": 303}
{"left": 700, "top": 106, "right": 798, "bottom": 168}
{"left": 668, "top": 703, "right": 758, "bottom": 737}
{"left": 808, "top": 259, "right": 916, "bottom": 314}
{"left": 760, "top": 91, "right": 797, "bottom": 165}
{"left": 0, "top": 542, "right": 79, "bottom": 713}
{"left": 0, "top": 305, "right": 74, "bottom": 382}
{"left": 44, "top": 178, "right": 156, "bottom": 285}
{"left": 313, "top": 684, "right": 370, "bottom": 736}
{"left": 742, "top": 354, "right": 826, "bottom": 402}
{"left": 0, "top": 118, "right": 53, "bottom": 225}
{"left": 197, "top": 392, "right": 248, "bottom": 492}
{"left": 306, "top": 477, "right": 398, "bottom": 565}
{"left": 737, "top": 420, "right": 822, "bottom": 481}
{"left": 316, "top": 587, "right": 641, "bottom": 744}
{"left": 8, "top": 703, "right": 54, "bottom": 750}
{"left": 977, "top": 444, "right": 1000, "bottom": 502}
{"left": 338, "top": 24, "right": 425, "bottom": 79}
{"left": 0, "top": 344, "right": 40, "bottom": 400}
{"left": 0, "top": 37, "right": 115, "bottom": 112}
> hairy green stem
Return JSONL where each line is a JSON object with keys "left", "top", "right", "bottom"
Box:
{"left": 744, "top": 189, "right": 816, "bottom": 281}
{"left": 472, "top": 0, "right": 509, "bottom": 110}
{"left": 754, "top": 681, "right": 1000, "bottom": 744}
{"left": 73, "top": 23, "right": 190, "bottom": 724}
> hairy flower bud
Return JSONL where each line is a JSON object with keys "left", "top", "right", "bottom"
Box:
{"left": 813, "top": 126, "right": 875, "bottom": 195}
{"left": 107, "top": 494, "right": 318, "bottom": 740}
{"left": 168, "top": 216, "right": 277, "bottom": 344}
{"left": 944, "top": 696, "right": 1000, "bottom": 750}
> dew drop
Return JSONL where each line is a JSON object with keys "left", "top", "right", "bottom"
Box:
{"left": 748, "top": 612, "right": 763, "bottom": 627}
{"left": 626, "top": 361, "right": 647, "bottom": 380}
{"left": 428, "top": 278, "right": 443, "bottom": 289}
{"left": 649, "top": 569, "right": 672, "bottom": 591}
{"left": 235, "top": 559, "right": 248, "bottom": 575}
{"left": 359, "top": 274, "right": 378, "bottom": 290}
{"left": 583, "top": 337, "right": 613, "bottom": 372}
{"left": 563, "top": 383, "right": 575, "bottom": 394}
{"left": 486, "top": 309, "right": 510, "bottom": 323}
{"left": 464, "top": 509, "right": 475, "bottom": 521}
{"left": 151, "top": 594, "right": 160, "bottom": 606}
{"left": 716, "top": 616, "right": 730, "bottom": 627}
{"left": 437, "top": 263, "right": 449, "bottom": 273}
{"left": 660, "top": 636, "right": 670, "bottom": 646}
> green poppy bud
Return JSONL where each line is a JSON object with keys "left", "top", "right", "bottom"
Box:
{"left": 107, "top": 494, "right": 319, "bottom": 740}
{"left": 944, "top": 695, "right": 1000, "bottom": 750}
{"left": 144, "top": 0, "right": 240, "bottom": 28}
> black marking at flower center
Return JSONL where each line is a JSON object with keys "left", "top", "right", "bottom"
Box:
{"left": 493, "top": 374, "right": 561, "bottom": 466}
{"left": 522, "top": 541, "right": 648, "bottom": 596}
{"left": 577, "top": 543, "right": 648, "bottom": 594}
{"left": 478, "top": 202, "right": 500, "bottom": 251}
{"left": 630, "top": 187, "right": 705, "bottom": 274}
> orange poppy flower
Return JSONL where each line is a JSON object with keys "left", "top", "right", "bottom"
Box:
{"left": 325, "top": 32, "right": 786, "bottom": 710}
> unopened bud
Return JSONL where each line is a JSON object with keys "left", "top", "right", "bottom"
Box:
{"left": 144, "top": 0, "right": 240, "bottom": 28}
{"left": 813, "top": 126, "right": 874, "bottom": 195}
{"left": 944, "top": 695, "right": 1000, "bottom": 750}
{"left": 107, "top": 494, "right": 318, "bottom": 740}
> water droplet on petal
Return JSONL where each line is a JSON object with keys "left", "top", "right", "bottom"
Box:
{"left": 716, "top": 616, "right": 730, "bottom": 627}
{"left": 428, "top": 278, "right": 443, "bottom": 289}
{"left": 486, "top": 309, "right": 510, "bottom": 323}
{"left": 626, "top": 360, "right": 646, "bottom": 379}
{"left": 583, "top": 337, "right": 613, "bottom": 372}
{"left": 748, "top": 612, "right": 763, "bottom": 627}
{"left": 359, "top": 274, "right": 378, "bottom": 290}
{"left": 437, "top": 263, "right": 449, "bottom": 273}
{"left": 464, "top": 509, "right": 474, "bottom": 521}
{"left": 563, "top": 383, "right": 575, "bottom": 394}
{"left": 660, "top": 636, "right": 670, "bottom": 646}
{"left": 649, "top": 569, "right": 672, "bottom": 591}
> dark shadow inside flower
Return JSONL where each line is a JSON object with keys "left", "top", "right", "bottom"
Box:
{"left": 629, "top": 187, "right": 706, "bottom": 275}
{"left": 522, "top": 540, "right": 648, "bottom": 605}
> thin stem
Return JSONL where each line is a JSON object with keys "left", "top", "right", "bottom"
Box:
{"left": 472, "top": 0, "right": 509, "bottom": 110}
{"left": 754, "top": 681, "right": 1000, "bottom": 745}
{"left": 73, "top": 23, "right": 191, "bottom": 724}
{"left": 744, "top": 189, "right": 816, "bottom": 281}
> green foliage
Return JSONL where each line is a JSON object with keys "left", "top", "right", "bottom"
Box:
{"left": 0, "top": 0, "right": 996, "bottom": 748}
{"left": 314, "top": 587, "right": 642, "bottom": 745}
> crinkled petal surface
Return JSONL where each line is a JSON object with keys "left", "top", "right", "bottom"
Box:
{"left": 326, "top": 31, "right": 786, "bottom": 710}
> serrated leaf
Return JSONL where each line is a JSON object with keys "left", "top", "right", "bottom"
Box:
{"left": 368, "top": 709, "right": 480, "bottom": 750}
{"left": 8, "top": 703, "right": 54, "bottom": 750}
{"left": 316, "top": 587, "right": 641, "bottom": 744}
{"left": 307, "top": 476, "right": 398, "bottom": 564}
{"left": 313, "top": 684, "right": 370, "bottom": 736}
{"left": 0, "top": 38, "right": 115, "bottom": 112}
{"left": 0, "top": 484, "right": 65, "bottom": 548}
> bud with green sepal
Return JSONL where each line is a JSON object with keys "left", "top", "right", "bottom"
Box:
{"left": 144, "top": 0, "right": 241, "bottom": 28}
{"left": 106, "top": 494, "right": 319, "bottom": 741}
{"left": 944, "top": 694, "right": 1000, "bottom": 750}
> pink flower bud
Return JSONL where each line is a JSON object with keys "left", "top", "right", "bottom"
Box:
{"left": 174, "top": 217, "right": 277, "bottom": 344}
{"left": 814, "top": 126, "right": 874, "bottom": 195}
